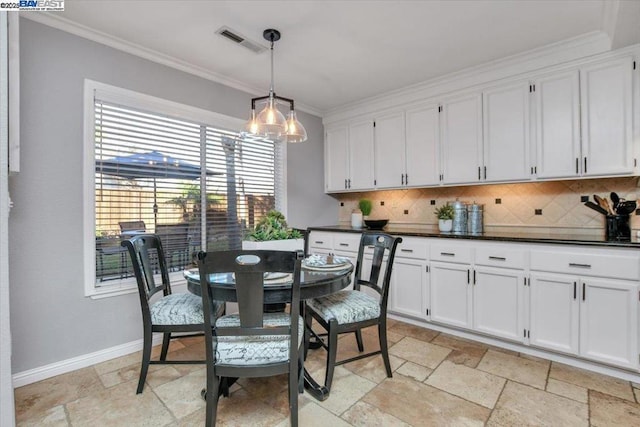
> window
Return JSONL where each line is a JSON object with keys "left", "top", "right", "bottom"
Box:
{"left": 84, "top": 80, "right": 286, "bottom": 298}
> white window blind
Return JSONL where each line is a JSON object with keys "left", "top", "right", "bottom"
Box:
{"left": 92, "top": 94, "right": 281, "bottom": 287}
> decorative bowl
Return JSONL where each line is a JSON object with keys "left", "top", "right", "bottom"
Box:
{"left": 364, "top": 219, "right": 389, "bottom": 229}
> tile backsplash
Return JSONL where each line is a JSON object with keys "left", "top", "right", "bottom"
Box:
{"left": 334, "top": 177, "right": 640, "bottom": 235}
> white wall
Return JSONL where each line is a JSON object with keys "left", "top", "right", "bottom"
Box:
{"left": 9, "top": 19, "right": 336, "bottom": 374}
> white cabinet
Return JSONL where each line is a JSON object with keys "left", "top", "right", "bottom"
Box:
{"left": 483, "top": 82, "right": 531, "bottom": 182}
{"left": 374, "top": 111, "right": 406, "bottom": 189}
{"left": 404, "top": 103, "right": 441, "bottom": 187}
{"left": 324, "top": 120, "right": 374, "bottom": 192}
{"left": 440, "top": 92, "right": 483, "bottom": 185}
{"left": 430, "top": 261, "right": 472, "bottom": 329}
{"left": 580, "top": 57, "right": 634, "bottom": 176}
{"left": 388, "top": 237, "right": 430, "bottom": 320}
{"left": 533, "top": 70, "right": 581, "bottom": 179}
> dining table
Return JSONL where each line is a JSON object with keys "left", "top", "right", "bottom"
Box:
{"left": 183, "top": 258, "right": 354, "bottom": 401}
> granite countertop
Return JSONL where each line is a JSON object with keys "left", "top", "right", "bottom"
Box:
{"left": 308, "top": 225, "right": 640, "bottom": 248}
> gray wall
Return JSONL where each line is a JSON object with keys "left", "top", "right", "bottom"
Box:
{"left": 9, "top": 19, "right": 336, "bottom": 373}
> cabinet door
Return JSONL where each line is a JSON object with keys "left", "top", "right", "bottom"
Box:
{"left": 580, "top": 278, "right": 638, "bottom": 369}
{"left": 473, "top": 266, "right": 525, "bottom": 343}
{"left": 441, "top": 93, "right": 483, "bottom": 184}
{"left": 529, "top": 272, "right": 580, "bottom": 355}
{"left": 580, "top": 57, "right": 634, "bottom": 176}
{"left": 389, "top": 258, "right": 427, "bottom": 319}
{"left": 405, "top": 103, "right": 440, "bottom": 186}
{"left": 483, "top": 82, "right": 530, "bottom": 182}
{"left": 348, "top": 119, "right": 375, "bottom": 190}
{"left": 325, "top": 125, "right": 349, "bottom": 192}
{"left": 430, "top": 261, "right": 472, "bottom": 329}
{"left": 374, "top": 111, "right": 406, "bottom": 189}
{"left": 533, "top": 70, "right": 581, "bottom": 179}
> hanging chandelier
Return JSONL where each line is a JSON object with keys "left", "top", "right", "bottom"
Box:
{"left": 244, "top": 29, "right": 308, "bottom": 143}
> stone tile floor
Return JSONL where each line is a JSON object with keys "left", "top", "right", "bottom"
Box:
{"left": 14, "top": 319, "right": 640, "bottom": 426}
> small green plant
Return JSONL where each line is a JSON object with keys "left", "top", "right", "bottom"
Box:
{"left": 358, "top": 199, "right": 373, "bottom": 216}
{"left": 435, "top": 204, "right": 455, "bottom": 220}
{"left": 246, "top": 210, "right": 302, "bottom": 241}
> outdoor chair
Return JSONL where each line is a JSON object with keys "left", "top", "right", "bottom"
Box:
{"left": 197, "top": 249, "right": 304, "bottom": 427}
{"left": 122, "top": 234, "right": 224, "bottom": 394}
{"left": 119, "top": 220, "right": 146, "bottom": 235}
{"left": 304, "top": 232, "right": 402, "bottom": 392}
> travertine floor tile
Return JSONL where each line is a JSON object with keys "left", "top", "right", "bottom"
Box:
{"left": 237, "top": 374, "right": 312, "bottom": 416}
{"left": 315, "top": 366, "right": 377, "bottom": 415}
{"left": 635, "top": 387, "right": 640, "bottom": 403}
{"left": 153, "top": 369, "right": 206, "bottom": 419}
{"left": 341, "top": 401, "right": 410, "bottom": 426}
{"left": 341, "top": 353, "right": 404, "bottom": 383}
{"left": 487, "top": 381, "right": 588, "bottom": 426}
{"left": 362, "top": 374, "right": 490, "bottom": 426}
{"left": 477, "top": 349, "right": 549, "bottom": 390}
{"left": 546, "top": 378, "right": 588, "bottom": 403}
{"left": 16, "top": 405, "right": 68, "bottom": 427}
{"left": 549, "top": 362, "right": 635, "bottom": 401}
{"left": 395, "top": 361, "right": 432, "bottom": 382}
{"left": 389, "top": 336, "right": 450, "bottom": 369}
{"left": 93, "top": 352, "right": 140, "bottom": 376}
{"left": 14, "top": 367, "right": 104, "bottom": 423}
{"left": 430, "top": 333, "right": 488, "bottom": 368}
{"left": 589, "top": 390, "right": 640, "bottom": 426}
{"left": 209, "top": 387, "right": 288, "bottom": 426}
{"left": 388, "top": 322, "right": 439, "bottom": 343}
{"left": 360, "top": 324, "right": 403, "bottom": 344}
{"left": 426, "top": 360, "right": 506, "bottom": 408}
{"left": 273, "top": 402, "right": 351, "bottom": 427}
{"left": 66, "top": 380, "right": 173, "bottom": 427}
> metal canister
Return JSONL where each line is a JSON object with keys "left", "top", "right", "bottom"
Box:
{"left": 467, "top": 203, "right": 484, "bottom": 234}
{"left": 450, "top": 200, "right": 468, "bottom": 233}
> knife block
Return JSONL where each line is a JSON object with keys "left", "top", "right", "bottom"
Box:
{"left": 605, "top": 214, "right": 630, "bottom": 241}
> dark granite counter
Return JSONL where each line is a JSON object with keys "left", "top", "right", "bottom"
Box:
{"left": 308, "top": 225, "right": 640, "bottom": 248}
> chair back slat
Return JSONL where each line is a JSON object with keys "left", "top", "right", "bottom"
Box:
{"left": 354, "top": 232, "right": 402, "bottom": 306}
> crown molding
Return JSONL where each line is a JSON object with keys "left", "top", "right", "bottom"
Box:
{"left": 21, "top": 12, "right": 323, "bottom": 117}
{"left": 323, "top": 31, "right": 612, "bottom": 123}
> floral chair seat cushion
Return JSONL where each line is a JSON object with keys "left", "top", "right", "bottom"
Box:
{"left": 214, "top": 313, "right": 304, "bottom": 366}
{"left": 150, "top": 292, "right": 204, "bottom": 325}
{"left": 307, "top": 290, "right": 380, "bottom": 325}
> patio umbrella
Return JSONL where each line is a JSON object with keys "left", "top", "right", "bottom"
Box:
{"left": 96, "top": 150, "right": 217, "bottom": 227}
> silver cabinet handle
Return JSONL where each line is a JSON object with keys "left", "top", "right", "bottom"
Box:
{"left": 440, "top": 252, "right": 455, "bottom": 257}
{"left": 401, "top": 249, "right": 414, "bottom": 253}
{"left": 489, "top": 256, "right": 506, "bottom": 261}
{"left": 338, "top": 243, "right": 349, "bottom": 247}
{"left": 569, "top": 263, "right": 591, "bottom": 269}
{"left": 314, "top": 241, "right": 324, "bottom": 244}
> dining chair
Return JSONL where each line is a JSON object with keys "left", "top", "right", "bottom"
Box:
{"left": 304, "top": 232, "right": 402, "bottom": 392}
{"left": 154, "top": 223, "right": 190, "bottom": 271}
{"left": 121, "top": 234, "right": 224, "bottom": 394}
{"left": 197, "top": 249, "right": 304, "bottom": 427}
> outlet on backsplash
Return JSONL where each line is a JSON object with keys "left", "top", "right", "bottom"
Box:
{"left": 333, "top": 177, "right": 640, "bottom": 234}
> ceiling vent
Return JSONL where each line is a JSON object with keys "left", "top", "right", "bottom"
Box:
{"left": 215, "top": 26, "right": 267, "bottom": 54}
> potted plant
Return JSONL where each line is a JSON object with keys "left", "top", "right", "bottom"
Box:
{"left": 358, "top": 199, "right": 373, "bottom": 219}
{"left": 435, "top": 204, "right": 455, "bottom": 232}
{"left": 242, "top": 210, "right": 304, "bottom": 251}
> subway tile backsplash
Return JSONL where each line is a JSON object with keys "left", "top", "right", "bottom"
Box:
{"left": 334, "top": 177, "right": 640, "bottom": 234}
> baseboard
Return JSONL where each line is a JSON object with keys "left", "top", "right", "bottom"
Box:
{"left": 12, "top": 334, "right": 165, "bottom": 388}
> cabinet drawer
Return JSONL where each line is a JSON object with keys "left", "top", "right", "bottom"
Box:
{"left": 395, "top": 237, "right": 429, "bottom": 260}
{"left": 308, "top": 232, "right": 334, "bottom": 250}
{"left": 430, "top": 242, "right": 473, "bottom": 264}
{"left": 475, "top": 244, "right": 527, "bottom": 269}
{"left": 530, "top": 249, "right": 640, "bottom": 281}
{"left": 333, "top": 233, "right": 361, "bottom": 252}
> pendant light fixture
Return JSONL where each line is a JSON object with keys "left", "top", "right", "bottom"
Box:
{"left": 245, "top": 29, "right": 307, "bottom": 143}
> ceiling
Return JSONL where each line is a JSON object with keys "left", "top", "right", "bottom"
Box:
{"left": 29, "top": 1, "right": 640, "bottom": 115}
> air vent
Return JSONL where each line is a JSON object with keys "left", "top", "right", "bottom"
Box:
{"left": 215, "top": 26, "right": 267, "bottom": 54}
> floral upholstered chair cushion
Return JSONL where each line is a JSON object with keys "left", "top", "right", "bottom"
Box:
{"left": 150, "top": 292, "right": 204, "bottom": 325}
{"left": 213, "top": 313, "right": 304, "bottom": 366}
{"left": 306, "top": 290, "right": 380, "bottom": 325}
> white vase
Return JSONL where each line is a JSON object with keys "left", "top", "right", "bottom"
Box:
{"left": 438, "top": 219, "right": 453, "bottom": 232}
{"left": 351, "top": 210, "right": 363, "bottom": 229}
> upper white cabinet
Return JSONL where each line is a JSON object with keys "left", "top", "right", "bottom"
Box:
{"left": 580, "top": 57, "right": 634, "bottom": 177}
{"left": 405, "top": 103, "right": 441, "bottom": 187}
{"left": 440, "top": 92, "right": 483, "bottom": 185}
{"left": 325, "top": 120, "right": 375, "bottom": 192}
{"left": 325, "top": 125, "right": 349, "bottom": 192}
{"left": 483, "top": 82, "right": 531, "bottom": 182}
{"left": 374, "top": 111, "right": 406, "bottom": 189}
{"left": 533, "top": 70, "right": 581, "bottom": 179}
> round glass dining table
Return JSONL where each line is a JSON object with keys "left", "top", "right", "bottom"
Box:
{"left": 183, "top": 263, "right": 354, "bottom": 401}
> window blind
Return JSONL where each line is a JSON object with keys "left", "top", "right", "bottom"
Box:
{"left": 94, "top": 98, "right": 279, "bottom": 286}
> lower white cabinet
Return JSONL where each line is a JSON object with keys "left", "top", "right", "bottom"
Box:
{"left": 473, "top": 266, "right": 525, "bottom": 343}
{"left": 389, "top": 257, "right": 428, "bottom": 320}
{"left": 430, "top": 261, "right": 472, "bottom": 329}
{"left": 530, "top": 272, "right": 639, "bottom": 370}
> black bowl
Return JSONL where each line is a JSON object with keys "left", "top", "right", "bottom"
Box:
{"left": 364, "top": 219, "right": 389, "bottom": 229}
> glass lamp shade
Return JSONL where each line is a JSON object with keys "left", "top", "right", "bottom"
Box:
{"left": 255, "top": 98, "right": 287, "bottom": 140}
{"left": 244, "top": 109, "right": 259, "bottom": 135}
{"left": 285, "top": 110, "right": 308, "bottom": 143}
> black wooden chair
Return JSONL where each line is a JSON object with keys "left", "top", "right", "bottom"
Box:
{"left": 304, "top": 232, "right": 402, "bottom": 392}
{"left": 197, "top": 250, "right": 304, "bottom": 427}
{"left": 155, "top": 223, "right": 190, "bottom": 270}
{"left": 121, "top": 234, "right": 223, "bottom": 394}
